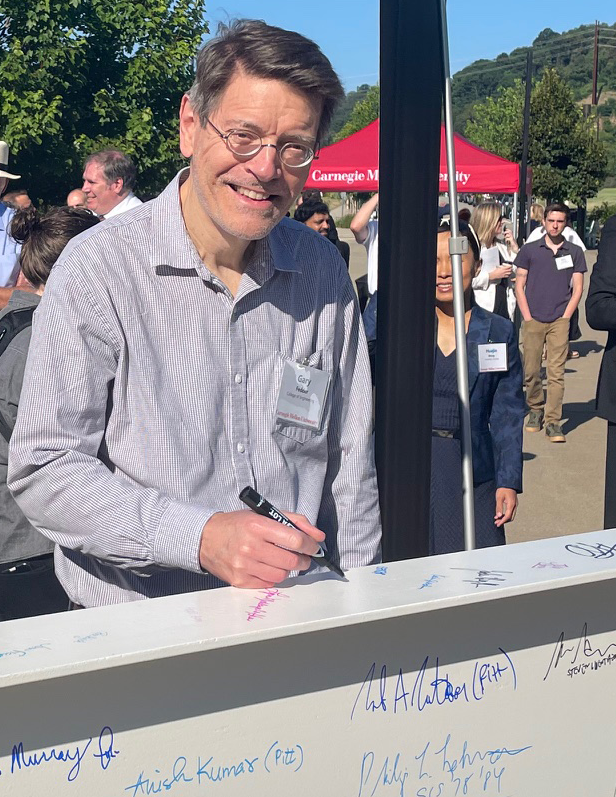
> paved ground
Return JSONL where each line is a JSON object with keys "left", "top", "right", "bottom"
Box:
{"left": 340, "top": 229, "right": 607, "bottom": 542}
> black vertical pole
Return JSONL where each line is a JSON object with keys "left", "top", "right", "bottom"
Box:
{"left": 377, "top": 0, "right": 443, "bottom": 562}
{"left": 518, "top": 49, "right": 533, "bottom": 248}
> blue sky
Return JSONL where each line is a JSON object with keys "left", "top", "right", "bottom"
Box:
{"left": 204, "top": 1, "right": 616, "bottom": 90}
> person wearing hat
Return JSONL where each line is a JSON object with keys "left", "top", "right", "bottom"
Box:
{"left": 0, "top": 141, "right": 22, "bottom": 288}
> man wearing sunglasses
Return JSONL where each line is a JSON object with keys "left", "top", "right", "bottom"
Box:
{"left": 8, "top": 20, "right": 381, "bottom": 608}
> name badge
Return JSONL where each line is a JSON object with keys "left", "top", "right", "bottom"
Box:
{"left": 275, "top": 360, "right": 331, "bottom": 431}
{"left": 478, "top": 343, "right": 508, "bottom": 373}
{"left": 555, "top": 254, "right": 574, "bottom": 270}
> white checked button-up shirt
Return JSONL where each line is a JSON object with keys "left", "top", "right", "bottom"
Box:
{"left": 102, "top": 191, "right": 142, "bottom": 220}
{"left": 8, "top": 170, "right": 381, "bottom": 606}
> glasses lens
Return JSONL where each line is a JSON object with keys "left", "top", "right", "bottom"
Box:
{"left": 227, "top": 131, "right": 261, "bottom": 156}
{"left": 280, "top": 143, "right": 313, "bottom": 167}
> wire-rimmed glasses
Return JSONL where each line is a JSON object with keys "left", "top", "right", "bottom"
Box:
{"left": 206, "top": 118, "right": 317, "bottom": 168}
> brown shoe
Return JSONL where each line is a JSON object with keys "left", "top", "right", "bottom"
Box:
{"left": 545, "top": 422, "right": 566, "bottom": 442}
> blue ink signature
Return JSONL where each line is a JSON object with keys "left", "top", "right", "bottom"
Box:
{"left": 0, "top": 643, "right": 51, "bottom": 660}
{"left": 358, "top": 735, "right": 531, "bottom": 797}
{"left": 374, "top": 567, "right": 388, "bottom": 575}
{"left": 124, "top": 741, "right": 302, "bottom": 794}
{"left": 264, "top": 741, "right": 303, "bottom": 773}
{"left": 74, "top": 631, "right": 108, "bottom": 644}
{"left": 350, "top": 650, "right": 516, "bottom": 721}
{"left": 565, "top": 541, "right": 616, "bottom": 559}
{"left": 8, "top": 726, "right": 118, "bottom": 782}
{"left": 543, "top": 622, "right": 616, "bottom": 680}
{"left": 125, "top": 757, "right": 194, "bottom": 796}
{"left": 419, "top": 574, "right": 445, "bottom": 589}
{"left": 358, "top": 752, "right": 409, "bottom": 796}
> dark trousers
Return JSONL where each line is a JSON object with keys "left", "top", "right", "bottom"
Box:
{"left": 0, "top": 553, "right": 68, "bottom": 621}
{"left": 605, "top": 422, "right": 616, "bottom": 530}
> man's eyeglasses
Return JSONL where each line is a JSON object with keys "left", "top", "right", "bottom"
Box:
{"left": 206, "top": 118, "right": 318, "bottom": 168}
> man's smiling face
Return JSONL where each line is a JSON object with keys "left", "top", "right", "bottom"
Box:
{"left": 179, "top": 70, "right": 321, "bottom": 241}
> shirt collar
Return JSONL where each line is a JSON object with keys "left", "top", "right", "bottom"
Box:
{"left": 149, "top": 169, "right": 303, "bottom": 279}
{"left": 539, "top": 234, "right": 571, "bottom": 253}
{"left": 104, "top": 192, "right": 135, "bottom": 219}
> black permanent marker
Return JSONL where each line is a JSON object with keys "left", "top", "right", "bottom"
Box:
{"left": 239, "top": 486, "right": 345, "bottom": 579}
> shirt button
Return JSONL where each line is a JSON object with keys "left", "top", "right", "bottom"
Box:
{"left": 237, "top": 442, "right": 245, "bottom": 454}
{"left": 234, "top": 373, "right": 242, "bottom": 384}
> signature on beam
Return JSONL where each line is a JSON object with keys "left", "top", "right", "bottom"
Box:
{"left": 544, "top": 622, "right": 616, "bottom": 681}
{"left": 565, "top": 542, "right": 616, "bottom": 559}
{"left": 450, "top": 568, "right": 513, "bottom": 588}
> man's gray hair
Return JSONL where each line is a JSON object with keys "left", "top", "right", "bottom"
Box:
{"left": 84, "top": 150, "right": 137, "bottom": 193}
{"left": 187, "top": 19, "right": 344, "bottom": 146}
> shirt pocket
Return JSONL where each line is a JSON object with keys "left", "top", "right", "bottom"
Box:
{"left": 274, "top": 348, "right": 332, "bottom": 445}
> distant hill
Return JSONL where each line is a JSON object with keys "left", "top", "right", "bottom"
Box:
{"left": 453, "top": 23, "right": 616, "bottom": 183}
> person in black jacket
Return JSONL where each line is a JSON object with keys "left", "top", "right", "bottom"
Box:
{"left": 586, "top": 214, "right": 616, "bottom": 528}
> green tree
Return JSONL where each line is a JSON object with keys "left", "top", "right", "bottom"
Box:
{"left": 522, "top": 69, "right": 607, "bottom": 203}
{"left": 333, "top": 84, "right": 379, "bottom": 142}
{"left": 465, "top": 81, "right": 525, "bottom": 159}
{"left": 465, "top": 69, "right": 608, "bottom": 203}
{"left": 0, "top": 0, "right": 208, "bottom": 205}
{"left": 327, "top": 83, "right": 371, "bottom": 144}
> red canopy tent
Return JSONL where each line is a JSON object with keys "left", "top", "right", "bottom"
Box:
{"left": 305, "top": 119, "right": 524, "bottom": 194}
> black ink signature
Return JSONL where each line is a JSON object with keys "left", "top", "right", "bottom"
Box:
{"left": 544, "top": 622, "right": 616, "bottom": 680}
{"left": 450, "top": 568, "right": 513, "bottom": 588}
{"left": 565, "top": 542, "right": 616, "bottom": 559}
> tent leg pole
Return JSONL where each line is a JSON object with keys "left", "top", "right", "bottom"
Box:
{"left": 440, "top": 0, "right": 476, "bottom": 551}
{"left": 513, "top": 192, "right": 518, "bottom": 240}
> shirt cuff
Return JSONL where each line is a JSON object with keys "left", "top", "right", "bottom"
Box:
{"left": 154, "top": 500, "right": 216, "bottom": 573}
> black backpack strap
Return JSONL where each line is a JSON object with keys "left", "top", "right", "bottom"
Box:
{"left": 0, "top": 409, "right": 13, "bottom": 443}
{"left": 0, "top": 306, "right": 36, "bottom": 443}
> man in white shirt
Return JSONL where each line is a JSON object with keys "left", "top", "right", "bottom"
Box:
{"left": 526, "top": 222, "right": 586, "bottom": 251}
{"left": 82, "top": 149, "right": 143, "bottom": 219}
{"left": 350, "top": 192, "right": 379, "bottom": 294}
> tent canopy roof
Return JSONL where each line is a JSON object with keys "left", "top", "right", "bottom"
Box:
{"left": 305, "top": 119, "right": 523, "bottom": 194}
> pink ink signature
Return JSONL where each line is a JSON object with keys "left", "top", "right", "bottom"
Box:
{"left": 246, "top": 588, "right": 290, "bottom": 621}
{"left": 532, "top": 562, "right": 569, "bottom": 569}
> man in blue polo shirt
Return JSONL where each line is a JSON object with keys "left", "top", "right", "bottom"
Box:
{"left": 515, "top": 203, "right": 587, "bottom": 443}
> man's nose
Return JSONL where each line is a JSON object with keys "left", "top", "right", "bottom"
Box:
{"left": 247, "top": 145, "right": 282, "bottom": 183}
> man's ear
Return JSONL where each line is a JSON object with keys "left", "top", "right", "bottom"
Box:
{"left": 112, "top": 178, "right": 124, "bottom": 196}
{"left": 179, "top": 94, "right": 197, "bottom": 159}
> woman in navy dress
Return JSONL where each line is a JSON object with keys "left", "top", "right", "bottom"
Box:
{"left": 431, "top": 218, "right": 524, "bottom": 554}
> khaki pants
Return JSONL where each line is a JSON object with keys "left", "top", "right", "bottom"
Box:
{"left": 522, "top": 317, "right": 569, "bottom": 425}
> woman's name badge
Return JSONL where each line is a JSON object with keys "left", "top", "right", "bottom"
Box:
{"left": 275, "top": 361, "right": 331, "bottom": 431}
{"left": 555, "top": 254, "right": 574, "bottom": 270}
{"left": 478, "top": 343, "right": 508, "bottom": 373}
